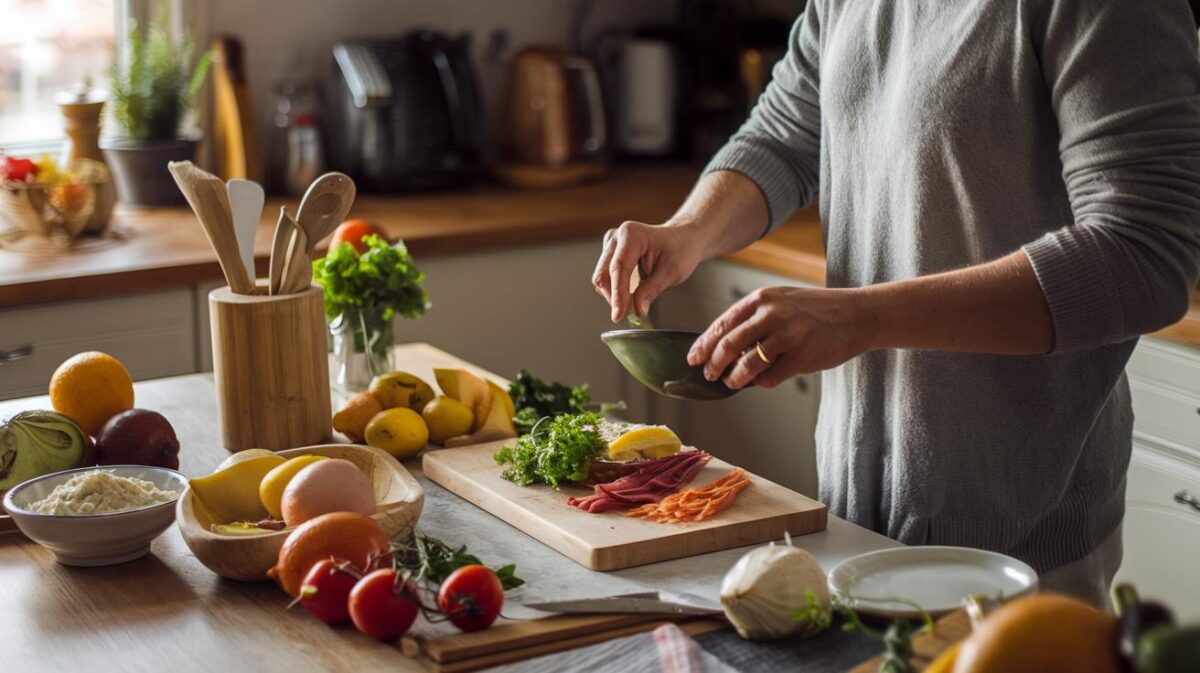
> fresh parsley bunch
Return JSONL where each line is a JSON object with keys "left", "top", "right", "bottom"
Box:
{"left": 494, "top": 412, "right": 606, "bottom": 487}
{"left": 313, "top": 234, "right": 429, "bottom": 322}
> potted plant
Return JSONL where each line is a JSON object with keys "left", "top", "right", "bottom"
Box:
{"left": 100, "top": 9, "right": 211, "bottom": 206}
{"left": 313, "top": 235, "right": 430, "bottom": 392}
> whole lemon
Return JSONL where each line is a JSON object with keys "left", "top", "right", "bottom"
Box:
{"left": 422, "top": 396, "right": 474, "bottom": 445}
{"left": 49, "top": 351, "right": 134, "bottom": 436}
{"left": 364, "top": 407, "right": 429, "bottom": 460}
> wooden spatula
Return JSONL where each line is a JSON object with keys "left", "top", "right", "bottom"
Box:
{"left": 269, "top": 206, "right": 297, "bottom": 296}
{"left": 168, "top": 161, "right": 254, "bottom": 294}
{"left": 280, "top": 224, "right": 310, "bottom": 295}
{"left": 227, "top": 178, "right": 265, "bottom": 283}
{"left": 280, "top": 172, "right": 356, "bottom": 293}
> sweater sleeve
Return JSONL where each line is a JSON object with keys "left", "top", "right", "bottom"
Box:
{"left": 702, "top": 3, "right": 823, "bottom": 232}
{"left": 1023, "top": 0, "right": 1200, "bottom": 352}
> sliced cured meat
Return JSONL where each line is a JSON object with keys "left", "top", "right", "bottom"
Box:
{"left": 568, "top": 450, "right": 710, "bottom": 514}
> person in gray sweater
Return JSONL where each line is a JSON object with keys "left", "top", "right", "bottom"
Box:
{"left": 594, "top": 0, "right": 1200, "bottom": 605}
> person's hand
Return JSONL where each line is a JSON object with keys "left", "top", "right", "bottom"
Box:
{"left": 687, "top": 286, "right": 875, "bottom": 389}
{"left": 592, "top": 221, "right": 705, "bottom": 322}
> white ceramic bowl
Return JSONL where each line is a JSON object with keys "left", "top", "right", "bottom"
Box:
{"left": 2, "top": 465, "right": 187, "bottom": 566}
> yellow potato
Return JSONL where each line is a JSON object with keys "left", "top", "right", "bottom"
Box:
{"left": 364, "top": 407, "right": 429, "bottom": 460}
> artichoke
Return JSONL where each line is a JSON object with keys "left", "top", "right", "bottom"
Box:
{"left": 0, "top": 411, "right": 90, "bottom": 491}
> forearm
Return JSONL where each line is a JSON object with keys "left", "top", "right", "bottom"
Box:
{"left": 858, "top": 250, "right": 1054, "bottom": 355}
{"left": 666, "top": 171, "right": 772, "bottom": 261}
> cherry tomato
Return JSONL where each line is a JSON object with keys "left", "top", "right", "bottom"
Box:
{"left": 348, "top": 568, "right": 419, "bottom": 641}
{"left": 298, "top": 558, "right": 361, "bottom": 625}
{"left": 436, "top": 565, "right": 504, "bottom": 632}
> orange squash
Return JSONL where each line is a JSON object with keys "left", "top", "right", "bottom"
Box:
{"left": 953, "top": 594, "right": 1121, "bottom": 673}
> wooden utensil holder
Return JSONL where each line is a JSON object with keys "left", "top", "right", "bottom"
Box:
{"left": 209, "top": 284, "right": 331, "bottom": 451}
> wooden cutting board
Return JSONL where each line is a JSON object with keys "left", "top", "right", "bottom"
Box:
{"left": 423, "top": 442, "right": 827, "bottom": 571}
{"left": 406, "top": 614, "right": 728, "bottom": 672}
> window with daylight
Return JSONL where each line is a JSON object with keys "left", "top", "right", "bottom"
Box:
{"left": 0, "top": 0, "right": 118, "bottom": 151}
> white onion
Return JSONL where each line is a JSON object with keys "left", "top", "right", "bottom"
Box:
{"left": 719, "top": 540, "right": 830, "bottom": 640}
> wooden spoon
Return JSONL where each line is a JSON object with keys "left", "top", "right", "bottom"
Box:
{"left": 168, "top": 161, "right": 254, "bottom": 294}
{"left": 269, "top": 206, "right": 297, "bottom": 296}
{"left": 280, "top": 172, "right": 356, "bottom": 293}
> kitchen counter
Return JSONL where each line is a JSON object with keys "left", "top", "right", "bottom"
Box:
{"left": 1, "top": 163, "right": 1196, "bottom": 348}
{"left": 0, "top": 344, "right": 897, "bottom": 671}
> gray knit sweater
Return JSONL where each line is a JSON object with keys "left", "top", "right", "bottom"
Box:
{"left": 706, "top": 0, "right": 1200, "bottom": 572}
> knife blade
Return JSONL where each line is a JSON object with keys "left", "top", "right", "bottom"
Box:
{"left": 523, "top": 591, "right": 722, "bottom": 616}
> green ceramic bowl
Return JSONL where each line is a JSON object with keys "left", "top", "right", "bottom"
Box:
{"left": 600, "top": 329, "right": 737, "bottom": 401}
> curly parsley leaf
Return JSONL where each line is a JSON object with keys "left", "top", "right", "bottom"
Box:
{"left": 494, "top": 412, "right": 605, "bottom": 487}
{"left": 312, "top": 235, "right": 429, "bottom": 322}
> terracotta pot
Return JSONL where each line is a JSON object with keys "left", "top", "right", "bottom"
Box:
{"left": 100, "top": 137, "right": 198, "bottom": 207}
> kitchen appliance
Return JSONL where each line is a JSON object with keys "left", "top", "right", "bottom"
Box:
{"left": 422, "top": 439, "right": 826, "bottom": 571}
{"left": 613, "top": 37, "right": 678, "bottom": 155}
{"left": 329, "top": 31, "right": 484, "bottom": 192}
{"left": 495, "top": 46, "right": 607, "bottom": 188}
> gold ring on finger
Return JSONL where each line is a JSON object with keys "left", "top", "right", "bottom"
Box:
{"left": 755, "top": 341, "right": 773, "bottom": 364}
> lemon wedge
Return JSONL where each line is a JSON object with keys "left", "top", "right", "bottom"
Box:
{"left": 602, "top": 423, "right": 682, "bottom": 462}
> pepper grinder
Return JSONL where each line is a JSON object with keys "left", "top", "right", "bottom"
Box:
{"left": 56, "top": 86, "right": 116, "bottom": 235}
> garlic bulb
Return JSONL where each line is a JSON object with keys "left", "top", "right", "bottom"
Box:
{"left": 719, "top": 541, "right": 830, "bottom": 640}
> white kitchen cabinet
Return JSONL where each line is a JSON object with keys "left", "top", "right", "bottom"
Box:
{"left": 0, "top": 289, "right": 198, "bottom": 400}
{"left": 1117, "top": 444, "right": 1200, "bottom": 621}
{"left": 194, "top": 281, "right": 224, "bottom": 373}
{"left": 654, "top": 259, "right": 821, "bottom": 498}
{"left": 1119, "top": 337, "right": 1200, "bottom": 617}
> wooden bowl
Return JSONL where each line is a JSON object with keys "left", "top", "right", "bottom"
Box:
{"left": 176, "top": 444, "right": 423, "bottom": 581}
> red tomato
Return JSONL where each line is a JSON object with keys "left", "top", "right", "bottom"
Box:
{"left": 330, "top": 219, "right": 386, "bottom": 253}
{"left": 436, "top": 565, "right": 504, "bottom": 632}
{"left": 348, "top": 568, "right": 419, "bottom": 641}
{"left": 2, "top": 156, "right": 39, "bottom": 182}
{"left": 298, "top": 558, "right": 361, "bottom": 625}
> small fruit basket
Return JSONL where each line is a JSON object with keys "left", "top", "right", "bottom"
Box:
{"left": 176, "top": 443, "right": 423, "bottom": 581}
{"left": 0, "top": 155, "right": 113, "bottom": 241}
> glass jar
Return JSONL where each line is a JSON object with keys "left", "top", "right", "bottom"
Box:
{"left": 330, "top": 308, "right": 394, "bottom": 393}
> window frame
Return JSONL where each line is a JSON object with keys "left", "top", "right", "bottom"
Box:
{"left": 0, "top": 0, "right": 203, "bottom": 155}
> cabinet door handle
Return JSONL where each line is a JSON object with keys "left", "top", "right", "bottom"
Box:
{"left": 795, "top": 376, "right": 809, "bottom": 393}
{"left": 0, "top": 344, "right": 32, "bottom": 364}
{"left": 730, "top": 286, "right": 749, "bottom": 301}
{"left": 1174, "top": 490, "right": 1200, "bottom": 513}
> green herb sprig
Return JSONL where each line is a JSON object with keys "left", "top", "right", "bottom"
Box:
{"left": 494, "top": 411, "right": 606, "bottom": 487}
{"left": 109, "top": 6, "right": 211, "bottom": 140}
{"left": 508, "top": 370, "right": 626, "bottom": 435}
{"left": 313, "top": 235, "right": 429, "bottom": 322}
{"left": 393, "top": 533, "right": 524, "bottom": 591}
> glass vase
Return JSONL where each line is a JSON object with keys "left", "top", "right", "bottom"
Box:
{"left": 330, "top": 309, "right": 394, "bottom": 393}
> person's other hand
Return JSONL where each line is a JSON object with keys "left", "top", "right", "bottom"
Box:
{"left": 592, "top": 221, "right": 705, "bottom": 322}
{"left": 687, "top": 286, "right": 873, "bottom": 389}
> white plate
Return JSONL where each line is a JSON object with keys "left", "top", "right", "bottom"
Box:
{"left": 828, "top": 546, "right": 1038, "bottom": 618}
